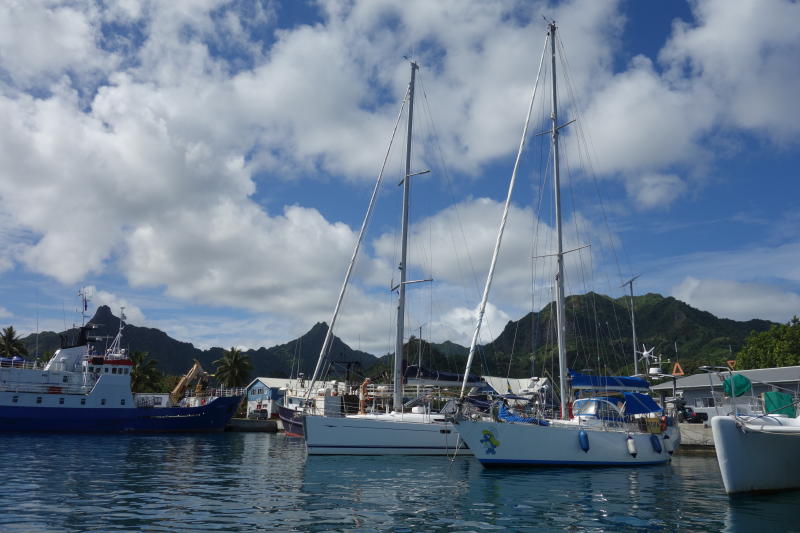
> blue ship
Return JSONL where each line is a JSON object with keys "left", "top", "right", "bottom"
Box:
{"left": 0, "top": 319, "right": 242, "bottom": 433}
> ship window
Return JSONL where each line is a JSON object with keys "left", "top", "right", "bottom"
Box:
{"left": 63, "top": 375, "right": 69, "bottom": 383}
{"left": 154, "top": 397, "right": 162, "bottom": 405}
{"left": 81, "top": 398, "right": 86, "bottom": 405}
{"left": 120, "top": 399, "right": 125, "bottom": 406}
{"left": 89, "top": 366, "right": 94, "bottom": 372}
{"left": 104, "top": 367, "right": 109, "bottom": 373}
{"left": 59, "top": 398, "right": 64, "bottom": 404}
{"left": 12, "top": 396, "right": 18, "bottom": 403}
{"left": 124, "top": 368, "right": 129, "bottom": 375}
{"left": 112, "top": 367, "right": 117, "bottom": 374}
{"left": 36, "top": 397, "right": 42, "bottom": 404}
{"left": 101, "top": 398, "right": 106, "bottom": 405}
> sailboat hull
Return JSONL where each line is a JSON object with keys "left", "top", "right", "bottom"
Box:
{"left": 304, "top": 413, "right": 470, "bottom": 455}
{"left": 454, "top": 418, "right": 676, "bottom": 466}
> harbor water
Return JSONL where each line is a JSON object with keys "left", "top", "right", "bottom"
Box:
{"left": 0, "top": 433, "right": 798, "bottom": 532}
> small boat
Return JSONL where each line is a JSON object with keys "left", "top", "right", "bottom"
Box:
{"left": 0, "top": 315, "right": 242, "bottom": 433}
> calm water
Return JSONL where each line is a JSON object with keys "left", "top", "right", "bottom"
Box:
{"left": 0, "top": 433, "right": 798, "bottom": 532}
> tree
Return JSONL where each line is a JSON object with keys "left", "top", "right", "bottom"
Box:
{"left": 213, "top": 347, "right": 253, "bottom": 387}
{"left": 736, "top": 317, "right": 800, "bottom": 370}
{"left": 0, "top": 326, "right": 29, "bottom": 358}
{"left": 130, "top": 350, "right": 162, "bottom": 393}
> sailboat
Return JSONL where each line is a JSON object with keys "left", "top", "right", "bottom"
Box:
{"left": 302, "top": 61, "right": 470, "bottom": 455}
{"left": 452, "top": 22, "right": 680, "bottom": 466}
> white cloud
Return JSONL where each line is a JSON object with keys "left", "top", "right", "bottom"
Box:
{"left": 671, "top": 276, "right": 800, "bottom": 323}
{"left": 86, "top": 285, "right": 146, "bottom": 325}
{"left": 625, "top": 173, "right": 687, "bottom": 210}
{"left": 0, "top": 305, "right": 12, "bottom": 319}
{"left": 1, "top": 0, "right": 799, "bottom": 352}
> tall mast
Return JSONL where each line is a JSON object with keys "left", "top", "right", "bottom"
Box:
{"left": 549, "top": 22, "right": 568, "bottom": 420}
{"left": 394, "top": 61, "right": 418, "bottom": 412}
{"left": 621, "top": 274, "right": 641, "bottom": 375}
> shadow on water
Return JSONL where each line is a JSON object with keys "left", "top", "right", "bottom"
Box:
{"left": 2, "top": 434, "right": 800, "bottom": 532}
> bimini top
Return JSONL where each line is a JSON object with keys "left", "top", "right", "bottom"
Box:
{"left": 568, "top": 370, "right": 650, "bottom": 391}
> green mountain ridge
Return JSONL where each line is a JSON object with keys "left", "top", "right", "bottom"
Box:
{"left": 20, "top": 294, "right": 777, "bottom": 380}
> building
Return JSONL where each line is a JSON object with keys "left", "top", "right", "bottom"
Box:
{"left": 651, "top": 365, "right": 800, "bottom": 418}
{"left": 244, "top": 376, "right": 349, "bottom": 419}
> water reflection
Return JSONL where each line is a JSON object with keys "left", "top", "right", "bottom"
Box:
{"left": 1, "top": 433, "right": 799, "bottom": 532}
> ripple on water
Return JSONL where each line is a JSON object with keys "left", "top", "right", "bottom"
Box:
{"left": 1, "top": 433, "right": 799, "bottom": 532}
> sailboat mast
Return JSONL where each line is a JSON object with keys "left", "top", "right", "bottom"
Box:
{"left": 394, "top": 60, "right": 418, "bottom": 412}
{"left": 621, "top": 275, "right": 641, "bottom": 375}
{"left": 549, "top": 22, "right": 568, "bottom": 420}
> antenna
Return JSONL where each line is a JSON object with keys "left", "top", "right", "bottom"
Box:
{"left": 77, "top": 287, "right": 91, "bottom": 326}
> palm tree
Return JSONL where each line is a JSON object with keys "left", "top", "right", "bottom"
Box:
{"left": 213, "top": 347, "right": 253, "bottom": 388}
{"left": 0, "top": 326, "right": 28, "bottom": 358}
{"left": 130, "top": 350, "right": 162, "bottom": 393}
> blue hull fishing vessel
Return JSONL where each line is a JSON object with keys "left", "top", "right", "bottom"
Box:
{"left": 0, "top": 317, "right": 242, "bottom": 433}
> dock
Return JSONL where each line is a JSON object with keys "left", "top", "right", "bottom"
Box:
{"left": 226, "top": 418, "right": 279, "bottom": 432}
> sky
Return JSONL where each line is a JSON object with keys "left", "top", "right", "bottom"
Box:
{"left": 1, "top": 0, "right": 798, "bottom": 356}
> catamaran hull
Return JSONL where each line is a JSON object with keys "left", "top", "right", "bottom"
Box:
{"left": 454, "top": 419, "right": 677, "bottom": 466}
{"left": 0, "top": 395, "right": 241, "bottom": 433}
{"left": 712, "top": 415, "right": 800, "bottom": 494}
{"left": 304, "top": 414, "right": 470, "bottom": 455}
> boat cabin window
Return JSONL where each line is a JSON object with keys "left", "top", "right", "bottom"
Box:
{"left": 573, "top": 400, "right": 597, "bottom": 416}
{"left": 12, "top": 395, "right": 18, "bottom": 403}
{"left": 112, "top": 368, "right": 117, "bottom": 374}
{"left": 596, "top": 401, "right": 621, "bottom": 420}
{"left": 36, "top": 397, "right": 42, "bottom": 404}
{"left": 81, "top": 398, "right": 86, "bottom": 405}
{"left": 101, "top": 399, "right": 106, "bottom": 406}
{"left": 59, "top": 398, "right": 64, "bottom": 404}
{"left": 124, "top": 368, "right": 129, "bottom": 375}
{"left": 120, "top": 399, "right": 125, "bottom": 406}
{"left": 63, "top": 375, "right": 69, "bottom": 383}
{"left": 104, "top": 367, "right": 109, "bottom": 373}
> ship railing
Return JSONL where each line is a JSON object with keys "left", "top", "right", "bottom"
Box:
{"left": 183, "top": 387, "right": 245, "bottom": 399}
{"left": 0, "top": 360, "right": 42, "bottom": 370}
{"left": 0, "top": 382, "right": 89, "bottom": 395}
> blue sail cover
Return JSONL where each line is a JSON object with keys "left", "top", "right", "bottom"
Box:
{"left": 622, "top": 392, "right": 662, "bottom": 415}
{"left": 568, "top": 370, "right": 650, "bottom": 391}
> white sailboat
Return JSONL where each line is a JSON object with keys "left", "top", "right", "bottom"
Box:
{"left": 452, "top": 21, "right": 679, "bottom": 466}
{"left": 303, "top": 61, "right": 469, "bottom": 455}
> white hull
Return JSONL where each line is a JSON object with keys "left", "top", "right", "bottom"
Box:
{"left": 304, "top": 412, "right": 470, "bottom": 455}
{"left": 712, "top": 415, "right": 800, "bottom": 493}
{"left": 454, "top": 418, "right": 678, "bottom": 466}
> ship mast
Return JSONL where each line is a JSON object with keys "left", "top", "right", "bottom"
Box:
{"left": 394, "top": 60, "right": 418, "bottom": 412}
{"left": 549, "top": 22, "right": 569, "bottom": 421}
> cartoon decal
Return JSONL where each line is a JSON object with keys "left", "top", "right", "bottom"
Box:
{"left": 479, "top": 429, "right": 500, "bottom": 455}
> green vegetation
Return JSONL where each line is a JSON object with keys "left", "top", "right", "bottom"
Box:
{"left": 736, "top": 317, "right": 800, "bottom": 370}
{"left": 130, "top": 350, "right": 163, "bottom": 393}
{"left": 213, "top": 347, "right": 253, "bottom": 387}
{"left": 1, "top": 326, "right": 28, "bottom": 358}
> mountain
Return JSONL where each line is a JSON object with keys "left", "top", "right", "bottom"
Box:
{"left": 477, "top": 292, "right": 775, "bottom": 377}
{"left": 20, "top": 294, "right": 777, "bottom": 381}
{"left": 21, "top": 306, "right": 376, "bottom": 379}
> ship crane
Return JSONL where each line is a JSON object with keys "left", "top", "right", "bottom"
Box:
{"left": 170, "top": 360, "right": 210, "bottom": 405}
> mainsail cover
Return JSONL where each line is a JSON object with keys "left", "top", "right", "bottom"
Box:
{"left": 568, "top": 370, "right": 650, "bottom": 391}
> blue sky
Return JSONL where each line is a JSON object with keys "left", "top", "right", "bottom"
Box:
{"left": 1, "top": 0, "right": 798, "bottom": 355}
